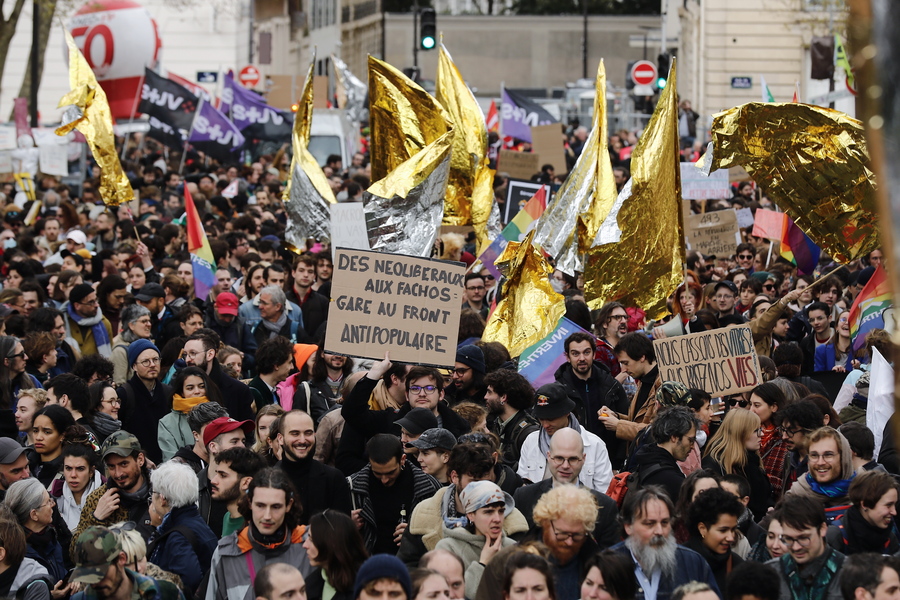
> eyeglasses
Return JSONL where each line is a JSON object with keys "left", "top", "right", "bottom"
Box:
{"left": 6, "top": 352, "right": 25, "bottom": 360}
{"left": 610, "top": 314, "right": 628, "bottom": 321}
{"left": 76, "top": 299, "right": 99, "bottom": 306}
{"left": 550, "top": 521, "right": 586, "bottom": 542}
{"left": 102, "top": 398, "right": 122, "bottom": 407}
{"left": 453, "top": 367, "right": 471, "bottom": 376}
{"left": 183, "top": 350, "right": 207, "bottom": 360}
{"left": 548, "top": 455, "right": 583, "bottom": 466}
{"left": 809, "top": 451, "right": 838, "bottom": 462}
{"left": 409, "top": 385, "right": 438, "bottom": 395}
{"left": 778, "top": 425, "right": 809, "bottom": 437}
{"left": 779, "top": 533, "right": 814, "bottom": 548}
{"left": 39, "top": 497, "right": 55, "bottom": 509}
{"left": 138, "top": 356, "right": 161, "bottom": 367}
{"left": 466, "top": 286, "right": 485, "bottom": 291}
{"left": 727, "top": 398, "right": 750, "bottom": 408}
{"left": 755, "top": 428, "right": 764, "bottom": 437}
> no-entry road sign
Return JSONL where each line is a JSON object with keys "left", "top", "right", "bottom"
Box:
{"left": 239, "top": 65, "right": 261, "bottom": 88}
{"left": 630, "top": 60, "right": 658, "bottom": 87}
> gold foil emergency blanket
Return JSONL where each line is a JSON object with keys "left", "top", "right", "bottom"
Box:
{"left": 363, "top": 56, "right": 455, "bottom": 257}
{"left": 436, "top": 44, "right": 496, "bottom": 255}
{"left": 331, "top": 54, "right": 368, "bottom": 125}
{"left": 583, "top": 60, "right": 685, "bottom": 318}
{"left": 482, "top": 230, "right": 566, "bottom": 357}
{"left": 56, "top": 30, "right": 133, "bottom": 207}
{"left": 700, "top": 102, "right": 879, "bottom": 262}
{"left": 283, "top": 53, "right": 337, "bottom": 251}
{"left": 367, "top": 56, "right": 453, "bottom": 186}
{"left": 533, "top": 61, "right": 618, "bottom": 276}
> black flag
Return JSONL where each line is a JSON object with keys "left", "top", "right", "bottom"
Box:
{"left": 139, "top": 68, "right": 199, "bottom": 136}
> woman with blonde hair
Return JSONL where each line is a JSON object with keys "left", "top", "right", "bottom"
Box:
{"left": 15, "top": 388, "right": 48, "bottom": 446}
{"left": 109, "top": 521, "right": 184, "bottom": 591}
{"left": 252, "top": 404, "right": 284, "bottom": 456}
{"left": 702, "top": 409, "right": 772, "bottom": 519}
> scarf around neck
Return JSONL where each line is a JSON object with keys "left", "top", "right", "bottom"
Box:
{"left": 261, "top": 311, "right": 288, "bottom": 337}
{"left": 782, "top": 547, "right": 842, "bottom": 600}
{"left": 173, "top": 394, "right": 209, "bottom": 413}
{"left": 843, "top": 505, "right": 893, "bottom": 554}
{"left": 805, "top": 471, "right": 854, "bottom": 499}
{"left": 93, "top": 411, "right": 121, "bottom": 440}
{"left": 538, "top": 415, "right": 582, "bottom": 456}
{"left": 66, "top": 302, "right": 112, "bottom": 357}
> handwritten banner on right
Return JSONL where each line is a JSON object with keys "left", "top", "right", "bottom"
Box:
{"left": 652, "top": 324, "right": 761, "bottom": 396}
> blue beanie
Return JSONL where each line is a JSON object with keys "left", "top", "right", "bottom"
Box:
{"left": 354, "top": 555, "right": 411, "bottom": 599}
{"left": 127, "top": 339, "right": 159, "bottom": 367}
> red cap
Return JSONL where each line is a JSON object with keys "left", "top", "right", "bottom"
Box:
{"left": 203, "top": 417, "right": 254, "bottom": 447}
{"left": 215, "top": 292, "right": 240, "bottom": 316}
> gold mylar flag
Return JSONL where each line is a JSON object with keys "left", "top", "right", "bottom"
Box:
{"left": 283, "top": 52, "right": 337, "bottom": 252}
{"left": 368, "top": 55, "right": 453, "bottom": 186}
{"left": 436, "top": 43, "right": 495, "bottom": 253}
{"left": 699, "top": 102, "right": 878, "bottom": 262}
{"left": 56, "top": 30, "right": 133, "bottom": 207}
{"left": 482, "top": 230, "right": 566, "bottom": 357}
{"left": 363, "top": 56, "right": 455, "bottom": 257}
{"left": 533, "top": 60, "right": 618, "bottom": 275}
{"left": 583, "top": 60, "right": 684, "bottom": 316}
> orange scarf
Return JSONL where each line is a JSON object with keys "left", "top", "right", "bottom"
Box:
{"left": 236, "top": 524, "right": 306, "bottom": 553}
{"left": 173, "top": 394, "right": 209, "bottom": 413}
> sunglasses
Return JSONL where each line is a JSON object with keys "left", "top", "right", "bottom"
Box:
{"left": 727, "top": 398, "right": 750, "bottom": 408}
{"left": 738, "top": 254, "right": 754, "bottom": 260}
{"left": 763, "top": 284, "right": 776, "bottom": 290}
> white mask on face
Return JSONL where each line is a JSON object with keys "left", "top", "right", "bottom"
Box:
{"left": 550, "top": 278, "right": 564, "bottom": 293}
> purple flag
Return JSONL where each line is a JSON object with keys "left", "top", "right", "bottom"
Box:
{"left": 222, "top": 73, "right": 293, "bottom": 141}
{"left": 501, "top": 88, "right": 558, "bottom": 143}
{"left": 189, "top": 101, "right": 245, "bottom": 162}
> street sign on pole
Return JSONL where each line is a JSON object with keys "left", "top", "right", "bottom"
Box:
{"left": 239, "top": 65, "right": 261, "bottom": 88}
{"left": 630, "top": 60, "right": 658, "bottom": 87}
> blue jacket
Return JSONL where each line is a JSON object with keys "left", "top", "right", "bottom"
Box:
{"left": 25, "top": 529, "right": 67, "bottom": 584}
{"left": 610, "top": 541, "right": 721, "bottom": 600}
{"left": 149, "top": 505, "right": 218, "bottom": 591}
{"left": 814, "top": 343, "right": 854, "bottom": 373}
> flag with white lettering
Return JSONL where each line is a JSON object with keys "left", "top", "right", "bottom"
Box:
{"left": 146, "top": 115, "right": 186, "bottom": 150}
{"left": 188, "top": 100, "right": 245, "bottom": 162}
{"left": 501, "top": 88, "right": 557, "bottom": 143}
{"left": 222, "top": 73, "right": 293, "bottom": 141}
{"left": 139, "top": 68, "right": 199, "bottom": 133}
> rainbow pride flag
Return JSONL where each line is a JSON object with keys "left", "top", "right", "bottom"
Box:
{"left": 848, "top": 265, "right": 892, "bottom": 351}
{"left": 184, "top": 186, "right": 218, "bottom": 300}
{"left": 477, "top": 186, "right": 548, "bottom": 279}
{"left": 752, "top": 209, "right": 820, "bottom": 275}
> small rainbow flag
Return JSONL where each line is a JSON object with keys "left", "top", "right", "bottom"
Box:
{"left": 477, "top": 185, "right": 548, "bottom": 279}
{"left": 848, "top": 265, "right": 892, "bottom": 351}
{"left": 752, "top": 209, "right": 820, "bottom": 275}
{"left": 184, "top": 186, "right": 218, "bottom": 300}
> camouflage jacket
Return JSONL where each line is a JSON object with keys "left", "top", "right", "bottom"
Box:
{"left": 71, "top": 569, "right": 184, "bottom": 600}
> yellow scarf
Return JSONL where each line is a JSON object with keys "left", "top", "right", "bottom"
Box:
{"left": 173, "top": 394, "right": 209, "bottom": 413}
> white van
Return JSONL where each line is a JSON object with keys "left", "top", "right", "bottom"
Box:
{"left": 309, "top": 109, "right": 357, "bottom": 168}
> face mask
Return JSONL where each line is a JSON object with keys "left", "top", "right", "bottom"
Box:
{"left": 550, "top": 278, "right": 564, "bottom": 293}
{"left": 336, "top": 191, "right": 348, "bottom": 202}
{"left": 3, "top": 239, "right": 16, "bottom": 250}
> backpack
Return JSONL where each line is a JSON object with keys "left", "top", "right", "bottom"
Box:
{"left": 606, "top": 463, "right": 665, "bottom": 509}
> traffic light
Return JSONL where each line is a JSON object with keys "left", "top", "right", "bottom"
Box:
{"left": 657, "top": 52, "right": 671, "bottom": 89}
{"left": 419, "top": 8, "right": 436, "bottom": 50}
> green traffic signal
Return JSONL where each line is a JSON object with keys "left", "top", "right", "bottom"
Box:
{"left": 422, "top": 36, "right": 435, "bottom": 49}
{"left": 657, "top": 77, "right": 667, "bottom": 89}
{"left": 420, "top": 8, "right": 436, "bottom": 50}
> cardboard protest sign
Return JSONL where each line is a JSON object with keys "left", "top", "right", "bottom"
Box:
{"left": 0, "top": 152, "right": 12, "bottom": 175}
{"left": 653, "top": 325, "right": 762, "bottom": 396}
{"left": 530, "top": 124, "right": 565, "bottom": 174}
{"left": 0, "top": 127, "right": 15, "bottom": 151}
{"left": 687, "top": 210, "right": 740, "bottom": 257}
{"left": 518, "top": 317, "right": 590, "bottom": 388}
{"left": 39, "top": 145, "right": 68, "bottom": 176}
{"left": 681, "top": 163, "right": 730, "bottom": 199}
{"left": 324, "top": 248, "right": 465, "bottom": 367}
{"left": 499, "top": 149, "right": 540, "bottom": 180}
{"left": 330, "top": 203, "right": 370, "bottom": 251}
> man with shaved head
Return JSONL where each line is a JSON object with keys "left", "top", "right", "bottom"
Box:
{"left": 254, "top": 563, "right": 307, "bottom": 600}
{"left": 513, "top": 428, "right": 620, "bottom": 548}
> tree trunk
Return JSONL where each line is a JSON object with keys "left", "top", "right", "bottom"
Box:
{"left": 0, "top": 0, "right": 29, "bottom": 97}
{"left": 14, "top": 0, "right": 56, "bottom": 117}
